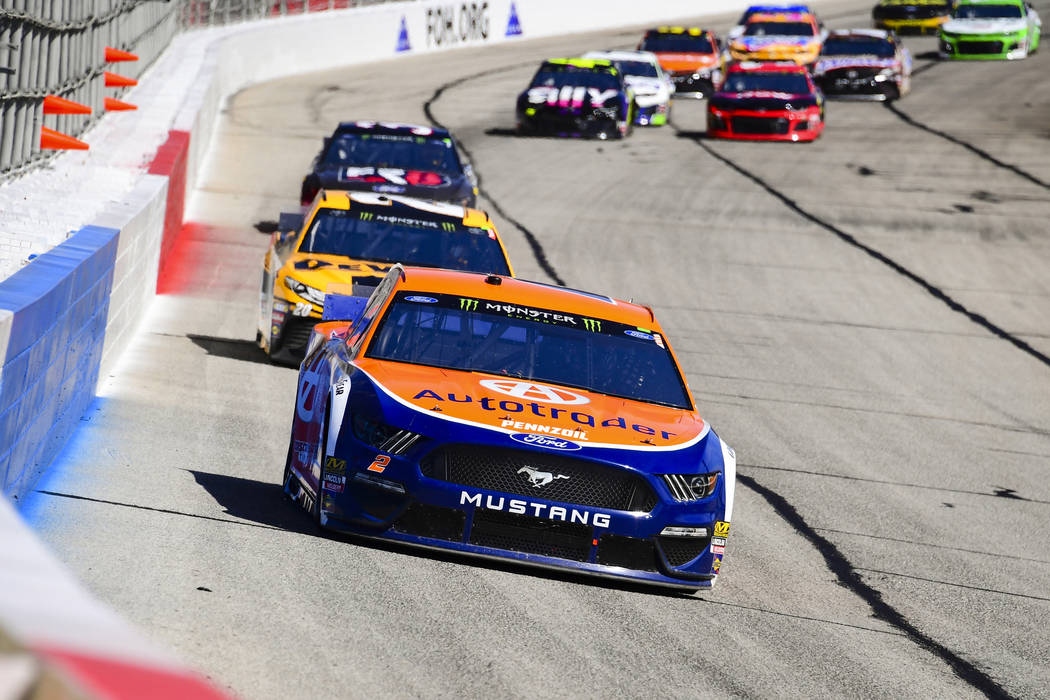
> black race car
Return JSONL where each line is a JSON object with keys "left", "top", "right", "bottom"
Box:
{"left": 813, "top": 30, "right": 912, "bottom": 101}
{"left": 299, "top": 121, "right": 478, "bottom": 206}
{"left": 515, "top": 58, "right": 635, "bottom": 140}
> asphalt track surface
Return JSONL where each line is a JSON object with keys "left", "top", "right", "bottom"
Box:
{"left": 24, "top": 1, "right": 1050, "bottom": 697}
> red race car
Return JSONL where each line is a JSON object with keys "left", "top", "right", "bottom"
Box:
{"left": 707, "top": 61, "right": 825, "bottom": 142}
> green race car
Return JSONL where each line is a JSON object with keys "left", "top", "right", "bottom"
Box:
{"left": 939, "top": 0, "right": 1041, "bottom": 58}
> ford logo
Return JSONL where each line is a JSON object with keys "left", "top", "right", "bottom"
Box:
{"left": 509, "top": 433, "right": 581, "bottom": 451}
{"left": 624, "top": 329, "right": 654, "bottom": 341}
{"left": 405, "top": 296, "right": 438, "bottom": 303}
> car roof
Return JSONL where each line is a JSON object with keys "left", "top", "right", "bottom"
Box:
{"left": 826, "top": 29, "right": 892, "bottom": 38}
{"left": 647, "top": 26, "right": 711, "bottom": 37}
{"left": 333, "top": 121, "right": 451, "bottom": 139}
{"left": 744, "top": 4, "right": 812, "bottom": 12}
{"left": 312, "top": 190, "right": 491, "bottom": 228}
{"left": 394, "top": 267, "right": 660, "bottom": 328}
{"left": 582, "top": 50, "right": 659, "bottom": 64}
{"left": 746, "top": 11, "right": 817, "bottom": 22}
{"left": 727, "top": 60, "right": 811, "bottom": 73}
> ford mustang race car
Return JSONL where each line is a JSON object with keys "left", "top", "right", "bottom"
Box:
{"left": 708, "top": 61, "right": 825, "bottom": 141}
{"left": 728, "top": 12, "right": 825, "bottom": 66}
{"left": 728, "top": 5, "right": 823, "bottom": 38}
{"left": 637, "top": 27, "right": 723, "bottom": 98}
{"left": 873, "top": 0, "right": 955, "bottom": 34}
{"left": 299, "top": 122, "right": 478, "bottom": 206}
{"left": 814, "top": 30, "right": 912, "bottom": 100}
{"left": 258, "top": 192, "right": 513, "bottom": 363}
{"left": 582, "top": 50, "right": 673, "bottom": 126}
{"left": 939, "top": 0, "right": 1041, "bottom": 58}
{"left": 516, "top": 58, "right": 635, "bottom": 139}
{"left": 283, "top": 267, "right": 737, "bottom": 591}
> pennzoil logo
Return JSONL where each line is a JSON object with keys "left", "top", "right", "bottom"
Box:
{"left": 582, "top": 318, "right": 602, "bottom": 332}
{"left": 459, "top": 298, "right": 479, "bottom": 311}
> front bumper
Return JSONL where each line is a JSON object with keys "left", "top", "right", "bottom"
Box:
{"left": 940, "top": 33, "right": 1029, "bottom": 59}
{"left": 874, "top": 14, "right": 949, "bottom": 34}
{"left": 816, "top": 72, "right": 901, "bottom": 101}
{"left": 311, "top": 439, "right": 725, "bottom": 590}
{"left": 707, "top": 107, "right": 824, "bottom": 142}
{"left": 517, "top": 108, "right": 626, "bottom": 139}
{"left": 670, "top": 73, "right": 717, "bottom": 98}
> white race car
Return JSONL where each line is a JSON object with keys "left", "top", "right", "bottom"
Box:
{"left": 582, "top": 50, "right": 673, "bottom": 126}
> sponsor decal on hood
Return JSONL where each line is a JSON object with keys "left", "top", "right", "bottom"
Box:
{"left": 354, "top": 359, "right": 708, "bottom": 451}
{"left": 526, "top": 85, "right": 621, "bottom": 108}
{"left": 942, "top": 18, "right": 1028, "bottom": 33}
{"left": 736, "top": 35, "right": 816, "bottom": 48}
{"left": 816, "top": 57, "right": 898, "bottom": 71}
{"left": 340, "top": 166, "right": 450, "bottom": 187}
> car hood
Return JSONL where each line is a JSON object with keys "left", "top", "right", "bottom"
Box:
{"left": 815, "top": 56, "right": 898, "bottom": 72}
{"left": 711, "top": 90, "right": 817, "bottom": 109}
{"left": 282, "top": 254, "right": 391, "bottom": 289}
{"left": 733, "top": 35, "right": 818, "bottom": 49}
{"left": 655, "top": 52, "right": 719, "bottom": 72}
{"left": 315, "top": 165, "right": 466, "bottom": 200}
{"left": 942, "top": 17, "right": 1028, "bottom": 33}
{"left": 354, "top": 358, "right": 709, "bottom": 452}
{"left": 520, "top": 85, "right": 624, "bottom": 113}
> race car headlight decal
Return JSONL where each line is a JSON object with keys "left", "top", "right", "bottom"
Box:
{"left": 284, "top": 276, "right": 326, "bottom": 305}
{"left": 659, "top": 526, "right": 709, "bottom": 538}
{"left": 662, "top": 472, "right": 719, "bottom": 502}
{"left": 352, "top": 414, "right": 423, "bottom": 455}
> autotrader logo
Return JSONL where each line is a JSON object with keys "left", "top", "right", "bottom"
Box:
{"left": 479, "top": 379, "right": 590, "bottom": 405}
{"left": 459, "top": 298, "right": 479, "bottom": 311}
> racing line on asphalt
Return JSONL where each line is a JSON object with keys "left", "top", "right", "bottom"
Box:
{"left": 426, "top": 65, "right": 1020, "bottom": 699}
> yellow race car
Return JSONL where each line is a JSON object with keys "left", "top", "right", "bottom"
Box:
{"left": 728, "top": 12, "right": 825, "bottom": 66}
{"left": 258, "top": 191, "right": 514, "bottom": 363}
{"left": 873, "top": 0, "right": 954, "bottom": 34}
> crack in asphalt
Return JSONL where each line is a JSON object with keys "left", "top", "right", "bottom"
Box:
{"left": 739, "top": 475, "right": 1015, "bottom": 699}
{"left": 423, "top": 65, "right": 566, "bottom": 286}
{"left": 815, "top": 527, "right": 1050, "bottom": 565}
{"left": 883, "top": 101, "right": 1050, "bottom": 190}
{"left": 857, "top": 568, "right": 1050, "bottom": 602}
{"left": 674, "top": 126, "right": 1050, "bottom": 371}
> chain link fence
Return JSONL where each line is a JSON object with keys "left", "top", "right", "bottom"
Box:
{"left": 0, "top": 0, "right": 397, "bottom": 183}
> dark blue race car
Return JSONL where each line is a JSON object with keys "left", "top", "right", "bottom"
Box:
{"left": 300, "top": 121, "right": 478, "bottom": 206}
{"left": 283, "top": 265, "right": 737, "bottom": 591}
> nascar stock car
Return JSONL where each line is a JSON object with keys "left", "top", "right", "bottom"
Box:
{"left": 299, "top": 121, "right": 478, "bottom": 206}
{"left": 637, "top": 26, "right": 724, "bottom": 98}
{"left": 258, "top": 192, "right": 513, "bottom": 363}
{"left": 727, "top": 4, "right": 824, "bottom": 38}
{"left": 939, "top": 0, "right": 1041, "bottom": 58}
{"left": 283, "top": 266, "right": 737, "bottom": 591}
{"left": 728, "top": 11, "right": 826, "bottom": 66}
{"left": 873, "top": 0, "right": 955, "bottom": 34}
{"left": 516, "top": 58, "right": 635, "bottom": 139}
{"left": 814, "top": 30, "right": 912, "bottom": 100}
{"left": 708, "top": 61, "right": 825, "bottom": 142}
{"left": 582, "top": 50, "right": 673, "bottom": 126}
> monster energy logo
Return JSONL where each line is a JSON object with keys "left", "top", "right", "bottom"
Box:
{"left": 359, "top": 212, "right": 374, "bottom": 221}
{"left": 442, "top": 222, "right": 456, "bottom": 232}
{"left": 582, "top": 318, "right": 602, "bottom": 332}
{"left": 459, "top": 298, "right": 479, "bottom": 311}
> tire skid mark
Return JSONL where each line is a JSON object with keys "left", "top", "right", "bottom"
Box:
{"left": 744, "top": 463, "right": 1050, "bottom": 505}
{"left": 36, "top": 490, "right": 283, "bottom": 531}
{"left": 858, "top": 568, "right": 1050, "bottom": 602}
{"left": 699, "top": 598, "right": 907, "bottom": 636}
{"left": 883, "top": 101, "right": 1050, "bottom": 190}
{"left": 674, "top": 126, "right": 1050, "bottom": 370}
{"left": 816, "top": 527, "right": 1050, "bottom": 566}
{"left": 739, "top": 475, "right": 1016, "bottom": 699}
{"left": 422, "top": 65, "right": 566, "bottom": 285}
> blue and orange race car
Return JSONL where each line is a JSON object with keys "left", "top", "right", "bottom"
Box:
{"left": 283, "top": 266, "right": 737, "bottom": 591}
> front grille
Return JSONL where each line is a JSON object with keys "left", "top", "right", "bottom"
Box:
{"left": 957, "top": 40, "right": 1004, "bottom": 54}
{"left": 657, "top": 535, "right": 711, "bottom": 567}
{"left": 421, "top": 445, "right": 658, "bottom": 512}
{"left": 730, "top": 116, "right": 791, "bottom": 135}
{"left": 469, "top": 509, "right": 592, "bottom": 561}
{"left": 280, "top": 316, "right": 318, "bottom": 354}
{"left": 391, "top": 502, "right": 465, "bottom": 541}
{"left": 824, "top": 67, "right": 880, "bottom": 81}
{"left": 596, "top": 535, "right": 658, "bottom": 571}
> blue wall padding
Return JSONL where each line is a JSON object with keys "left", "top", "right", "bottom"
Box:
{"left": 0, "top": 225, "right": 119, "bottom": 502}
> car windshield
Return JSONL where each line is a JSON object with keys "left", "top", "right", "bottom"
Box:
{"left": 744, "top": 21, "right": 816, "bottom": 36}
{"left": 530, "top": 67, "right": 620, "bottom": 89}
{"left": 322, "top": 133, "right": 461, "bottom": 172}
{"left": 722, "top": 72, "right": 811, "bottom": 93}
{"left": 299, "top": 209, "right": 511, "bottom": 275}
{"left": 821, "top": 37, "right": 896, "bottom": 56}
{"left": 953, "top": 3, "right": 1022, "bottom": 17}
{"left": 615, "top": 60, "right": 661, "bottom": 78}
{"left": 366, "top": 292, "right": 692, "bottom": 409}
{"left": 640, "top": 35, "right": 716, "bottom": 53}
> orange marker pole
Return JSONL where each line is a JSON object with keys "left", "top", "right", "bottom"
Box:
{"left": 103, "top": 97, "right": 138, "bottom": 111}
{"left": 103, "top": 71, "right": 138, "bottom": 87}
{"left": 104, "top": 47, "right": 139, "bottom": 62}
{"left": 41, "top": 126, "right": 89, "bottom": 150}
{"left": 42, "top": 95, "right": 92, "bottom": 115}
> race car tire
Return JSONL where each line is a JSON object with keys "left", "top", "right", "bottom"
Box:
{"left": 883, "top": 84, "right": 901, "bottom": 101}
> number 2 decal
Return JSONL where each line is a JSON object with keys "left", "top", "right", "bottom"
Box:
{"left": 367, "top": 455, "right": 391, "bottom": 473}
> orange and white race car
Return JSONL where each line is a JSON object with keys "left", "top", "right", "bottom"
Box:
{"left": 728, "top": 12, "right": 825, "bottom": 66}
{"left": 638, "top": 26, "right": 724, "bottom": 98}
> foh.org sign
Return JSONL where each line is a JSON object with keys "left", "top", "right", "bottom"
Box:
{"left": 426, "top": 3, "right": 490, "bottom": 47}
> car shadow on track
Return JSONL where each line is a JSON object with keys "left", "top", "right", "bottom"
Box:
{"left": 189, "top": 469, "right": 700, "bottom": 599}
{"left": 187, "top": 334, "right": 276, "bottom": 366}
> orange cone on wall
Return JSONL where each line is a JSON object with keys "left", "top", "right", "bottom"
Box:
{"left": 103, "top": 71, "right": 137, "bottom": 87}
{"left": 104, "top": 47, "right": 139, "bottom": 62}
{"left": 103, "top": 97, "right": 137, "bottom": 111}
{"left": 42, "top": 95, "right": 92, "bottom": 115}
{"left": 41, "top": 127, "right": 89, "bottom": 150}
